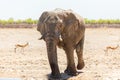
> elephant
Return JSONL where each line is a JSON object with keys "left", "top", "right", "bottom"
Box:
{"left": 37, "top": 9, "right": 85, "bottom": 79}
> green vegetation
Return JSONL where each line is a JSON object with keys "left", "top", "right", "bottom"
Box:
{"left": 0, "top": 18, "right": 38, "bottom": 25}
{"left": 85, "top": 18, "right": 120, "bottom": 24}
{"left": 0, "top": 18, "right": 120, "bottom": 25}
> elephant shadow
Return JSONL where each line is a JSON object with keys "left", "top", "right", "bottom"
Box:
{"left": 47, "top": 71, "right": 83, "bottom": 80}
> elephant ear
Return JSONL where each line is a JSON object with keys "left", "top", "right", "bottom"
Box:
{"left": 63, "top": 12, "right": 85, "bottom": 36}
{"left": 63, "top": 12, "right": 78, "bottom": 33}
{"left": 37, "top": 11, "right": 49, "bottom": 35}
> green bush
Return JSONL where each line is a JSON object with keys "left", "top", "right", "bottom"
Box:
{"left": 0, "top": 20, "right": 7, "bottom": 25}
{"left": 8, "top": 18, "right": 14, "bottom": 24}
{"left": 85, "top": 18, "right": 120, "bottom": 24}
{"left": 0, "top": 18, "right": 38, "bottom": 24}
{"left": 0, "top": 18, "right": 120, "bottom": 24}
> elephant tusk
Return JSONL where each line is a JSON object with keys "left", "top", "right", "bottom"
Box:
{"left": 38, "top": 37, "right": 42, "bottom": 40}
{"left": 38, "top": 36, "right": 44, "bottom": 40}
{"left": 38, "top": 33, "right": 47, "bottom": 40}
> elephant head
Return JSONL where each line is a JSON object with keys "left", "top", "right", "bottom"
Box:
{"left": 37, "top": 12, "right": 63, "bottom": 40}
{"left": 37, "top": 9, "right": 85, "bottom": 79}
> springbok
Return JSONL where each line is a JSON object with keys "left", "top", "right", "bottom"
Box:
{"left": 14, "top": 42, "right": 29, "bottom": 53}
{"left": 104, "top": 44, "right": 119, "bottom": 53}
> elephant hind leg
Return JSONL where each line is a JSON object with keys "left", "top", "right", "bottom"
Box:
{"left": 76, "top": 36, "right": 85, "bottom": 70}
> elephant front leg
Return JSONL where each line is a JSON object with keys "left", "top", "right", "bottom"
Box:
{"left": 64, "top": 46, "right": 77, "bottom": 76}
{"left": 47, "top": 53, "right": 61, "bottom": 79}
{"left": 49, "top": 63, "right": 61, "bottom": 79}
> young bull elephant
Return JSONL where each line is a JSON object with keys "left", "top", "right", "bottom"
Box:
{"left": 37, "top": 9, "right": 85, "bottom": 79}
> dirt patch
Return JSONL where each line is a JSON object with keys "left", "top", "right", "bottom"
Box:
{"left": 0, "top": 24, "right": 36, "bottom": 28}
{"left": 0, "top": 28, "right": 120, "bottom": 80}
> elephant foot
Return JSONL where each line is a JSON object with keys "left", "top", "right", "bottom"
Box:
{"left": 64, "top": 66, "right": 77, "bottom": 76}
{"left": 50, "top": 73, "right": 61, "bottom": 79}
{"left": 77, "top": 61, "right": 85, "bottom": 70}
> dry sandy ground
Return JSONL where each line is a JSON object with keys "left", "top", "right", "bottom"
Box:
{"left": 0, "top": 28, "right": 120, "bottom": 80}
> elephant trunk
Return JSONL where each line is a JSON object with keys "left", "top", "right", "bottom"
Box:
{"left": 45, "top": 34, "right": 61, "bottom": 78}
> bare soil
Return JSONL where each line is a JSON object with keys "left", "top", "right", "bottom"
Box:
{"left": 0, "top": 28, "right": 120, "bottom": 80}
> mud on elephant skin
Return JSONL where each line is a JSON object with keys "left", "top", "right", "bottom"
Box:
{"left": 37, "top": 8, "right": 85, "bottom": 79}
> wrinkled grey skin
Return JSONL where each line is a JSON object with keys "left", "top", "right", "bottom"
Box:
{"left": 37, "top": 9, "right": 85, "bottom": 79}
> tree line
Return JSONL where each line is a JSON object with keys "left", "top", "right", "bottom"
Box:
{"left": 0, "top": 18, "right": 37, "bottom": 25}
{"left": 85, "top": 18, "right": 120, "bottom": 24}
{"left": 0, "top": 18, "right": 120, "bottom": 25}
